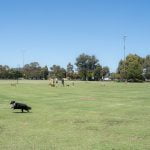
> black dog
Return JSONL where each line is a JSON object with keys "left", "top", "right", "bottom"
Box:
{"left": 10, "top": 101, "right": 32, "bottom": 113}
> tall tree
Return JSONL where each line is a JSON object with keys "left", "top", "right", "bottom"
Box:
{"left": 117, "top": 54, "right": 144, "bottom": 82}
{"left": 50, "top": 65, "right": 66, "bottom": 79}
{"left": 41, "top": 66, "right": 49, "bottom": 80}
{"left": 93, "top": 64, "right": 102, "bottom": 80}
{"left": 117, "top": 59, "right": 125, "bottom": 80}
{"left": 0, "top": 65, "right": 9, "bottom": 79}
{"left": 66, "top": 63, "right": 74, "bottom": 80}
{"left": 75, "top": 53, "right": 99, "bottom": 80}
{"left": 126, "top": 54, "right": 143, "bottom": 81}
{"left": 23, "top": 62, "right": 43, "bottom": 79}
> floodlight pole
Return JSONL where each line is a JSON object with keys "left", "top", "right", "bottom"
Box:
{"left": 21, "top": 49, "right": 26, "bottom": 79}
{"left": 17, "top": 64, "right": 20, "bottom": 84}
{"left": 22, "top": 50, "right": 26, "bottom": 67}
{"left": 123, "top": 36, "right": 127, "bottom": 81}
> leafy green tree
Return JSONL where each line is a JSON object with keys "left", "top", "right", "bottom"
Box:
{"left": 66, "top": 63, "right": 74, "bottom": 80}
{"left": 41, "top": 66, "right": 49, "bottom": 80}
{"left": 75, "top": 53, "right": 99, "bottom": 80}
{"left": 117, "top": 54, "right": 144, "bottom": 82}
{"left": 93, "top": 64, "right": 102, "bottom": 80}
{"left": 117, "top": 59, "right": 125, "bottom": 80}
{"left": 50, "top": 65, "right": 66, "bottom": 79}
{"left": 126, "top": 54, "right": 144, "bottom": 81}
{"left": 0, "top": 65, "right": 23, "bottom": 80}
{"left": 23, "top": 62, "right": 43, "bottom": 79}
{"left": 8, "top": 69, "right": 22, "bottom": 79}
{"left": 0, "top": 65, "right": 10, "bottom": 79}
{"left": 143, "top": 55, "right": 150, "bottom": 79}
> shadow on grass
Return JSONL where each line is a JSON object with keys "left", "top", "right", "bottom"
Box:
{"left": 13, "top": 111, "right": 32, "bottom": 114}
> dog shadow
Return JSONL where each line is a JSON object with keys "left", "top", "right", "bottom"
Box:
{"left": 13, "top": 112, "right": 32, "bottom": 114}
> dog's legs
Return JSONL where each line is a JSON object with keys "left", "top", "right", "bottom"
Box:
{"left": 21, "top": 109, "right": 24, "bottom": 113}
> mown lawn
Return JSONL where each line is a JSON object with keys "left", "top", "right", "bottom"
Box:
{"left": 0, "top": 80, "right": 150, "bottom": 150}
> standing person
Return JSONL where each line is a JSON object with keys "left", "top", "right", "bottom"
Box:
{"left": 62, "top": 78, "right": 64, "bottom": 86}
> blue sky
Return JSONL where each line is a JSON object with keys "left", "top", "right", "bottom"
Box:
{"left": 0, "top": 0, "right": 150, "bottom": 72}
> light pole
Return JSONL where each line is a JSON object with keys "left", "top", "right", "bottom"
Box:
{"left": 16, "top": 64, "right": 20, "bottom": 84}
{"left": 21, "top": 49, "right": 26, "bottom": 79}
{"left": 123, "top": 36, "right": 127, "bottom": 81}
{"left": 21, "top": 49, "right": 26, "bottom": 67}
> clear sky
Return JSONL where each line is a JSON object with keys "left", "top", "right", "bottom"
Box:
{"left": 0, "top": 0, "right": 150, "bottom": 72}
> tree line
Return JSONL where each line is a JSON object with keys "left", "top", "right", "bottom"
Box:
{"left": 0, "top": 53, "right": 109, "bottom": 81}
{"left": 0, "top": 53, "right": 149, "bottom": 82}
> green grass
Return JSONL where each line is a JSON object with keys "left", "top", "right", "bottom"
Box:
{"left": 0, "top": 80, "right": 150, "bottom": 150}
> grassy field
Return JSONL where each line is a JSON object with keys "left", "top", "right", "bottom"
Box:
{"left": 0, "top": 80, "right": 150, "bottom": 150}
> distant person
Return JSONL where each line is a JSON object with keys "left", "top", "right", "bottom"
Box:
{"left": 62, "top": 78, "right": 64, "bottom": 86}
{"left": 72, "top": 82, "right": 74, "bottom": 86}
